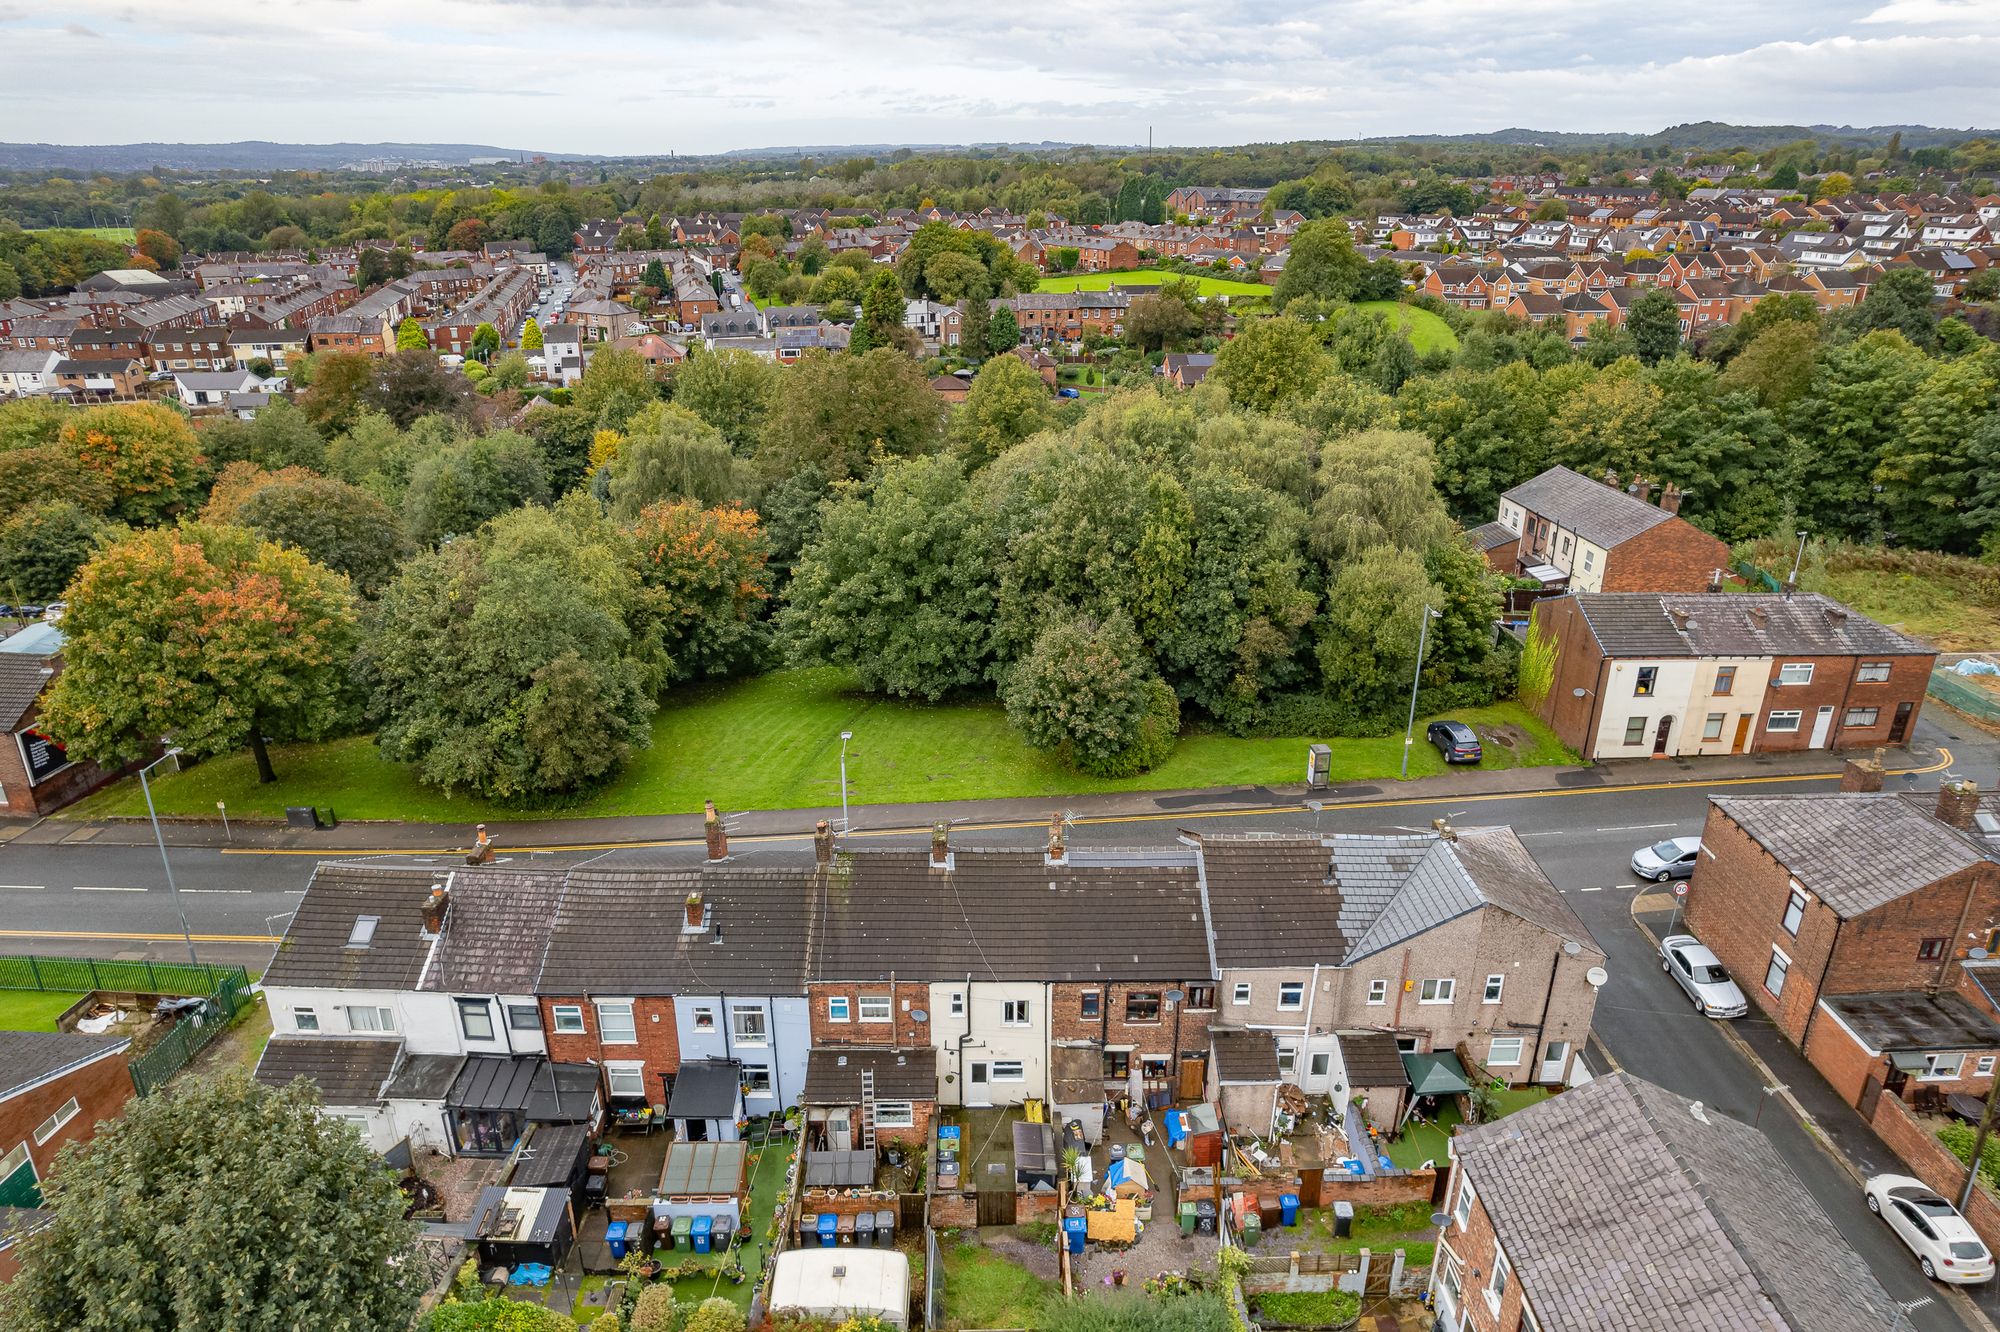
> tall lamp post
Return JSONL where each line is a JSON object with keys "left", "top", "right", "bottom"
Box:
{"left": 137, "top": 747, "right": 199, "bottom": 966}
{"left": 1400, "top": 606, "right": 1442, "bottom": 779}
{"left": 838, "top": 731, "right": 853, "bottom": 834}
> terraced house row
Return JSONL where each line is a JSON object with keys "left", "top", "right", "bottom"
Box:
{"left": 254, "top": 819, "right": 1602, "bottom": 1161}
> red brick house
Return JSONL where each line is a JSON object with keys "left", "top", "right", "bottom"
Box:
{"left": 1685, "top": 782, "right": 2000, "bottom": 1112}
{"left": 1492, "top": 466, "right": 1731, "bottom": 594}
{"left": 1435, "top": 1072, "right": 1898, "bottom": 1332}
{"left": 0, "top": 641, "right": 131, "bottom": 818}
{"left": 0, "top": 1031, "right": 134, "bottom": 1282}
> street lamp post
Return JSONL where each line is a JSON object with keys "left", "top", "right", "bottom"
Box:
{"left": 1400, "top": 606, "right": 1442, "bottom": 779}
{"left": 1786, "top": 528, "right": 1809, "bottom": 595}
{"left": 838, "top": 731, "right": 853, "bottom": 834}
{"left": 137, "top": 747, "right": 199, "bottom": 966}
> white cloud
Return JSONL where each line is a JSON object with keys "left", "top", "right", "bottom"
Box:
{"left": 0, "top": 0, "right": 1991, "bottom": 154}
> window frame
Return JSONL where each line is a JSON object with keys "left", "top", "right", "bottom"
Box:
{"left": 292, "top": 1006, "right": 319, "bottom": 1033}
{"left": 826, "top": 996, "right": 851, "bottom": 1024}
{"left": 1419, "top": 978, "right": 1456, "bottom": 1005}
{"left": 457, "top": 998, "right": 496, "bottom": 1042}
{"left": 1002, "top": 999, "right": 1031, "bottom": 1027}
{"left": 858, "top": 995, "right": 892, "bottom": 1023}
{"left": 33, "top": 1096, "right": 80, "bottom": 1146}
{"left": 1978, "top": 1056, "right": 1996, "bottom": 1077}
{"left": 949, "top": 991, "right": 965, "bottom": 1018}
{"left": 507, "top": 1004, "right": 540, "bottom": 1032}
{"left": 1857, "top": 661, "right": 1892, "bottom": 683}
{"left": 347, "top": 1005, "right": 394, "bottom": 1033}
{"left": 595, "top": 1000, "right": 637, "bottom": 1045}
{"left": 691, "top": 1004, "right": 717, "bottom": 1030}
{"left": 1918, "top": 937, "right": 1946, "bottom": 961}
{"left": 1487, "top": 1037, "right": 1525, "bottom": 1067}
{"left": 1276, "top": 1043, "right": 1298, "bottom": 1076}
{"left": 1781, "top": 887, "right": 1806, "bottom": 937}
{"left": 1624, "top": 716, "right": 1647, "bottom": 746}
{"left": 1844, "top": 706, "right": 1880, "bottom": 727}
{"left": 873, "top": 1100, "right": 915, "bottom": 1129}
{"left": 1079, "top": 991, "right": 1101, "bottom": 1020}
{"left": 1487, "top": 1248, "right": 1511, "bottom": 1311}
{"left": 604, "top": 1061, "right": 646, "bottom": 1100}
{"left": 1702, "top": 713, "right": 1725, "bottom": 742}
{"left": 1366, "top": 979, "right": 1388, "bottom": 1006}
{"left": 990, "top": 1060, "right": 1025, "bottom": 1082}
{"left": 1764, "top": 948, "right": 1790, "bottom": 998}
{"left": 1922, "top": 1052, "right": 1965, "bottom": 1081}
{"left": 1766, "top": 710, "right": 1803, "bottom": 733}
{"left": 1634, "top": 666, "right": 1657, "bottom": 697}
{"left": 1185, "top": 984, "right": 1215, "bottom": 1010}
{"left": 1125, "top": 991, "right": 1162, "bottom": 1023}
{"left": 1277, "top": 981, "right": 1305, "bottom": 1011}
{"left": 1232, "top": 982, "right": 1252, "bottom": 1006}
{"left": 1454, "top": 1176, "right": 1476, "bottom": 1228}
{"left": 740, "top": 1063, "right": 773, "bottom": 1095}
{"left": 1483, "top": 974, "right": 1505, "bottom": 1004}
{"left": 1776, "top": 662, "right": 1814, "bottom": 686}
{"left": 730, "top": 1004, "right": 769, "bottom": 1045}
{"left": 1713, "top": 665, "right": 1736, "bottom": 696}
{"left": 552, "top": 1004, "right": 585, "bottom": 1034}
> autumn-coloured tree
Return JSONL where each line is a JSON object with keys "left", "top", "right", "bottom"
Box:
{"left": 40, "top": 524, "right": 360, "bottom": 784}
{"left": 445, "top": 216, "right": 487, "bottom": 252}
{"left": 522, "top": 317, "right": 544, "bottom": 352}
{"left": 625, "top": 500, "right": 771, "bottom": 682}
{"left": 201, "top": 460, "right": 321, "bottom": 523}
{"left": 55, "top": 402, "right": 207, "bottom": 525}
{"left": 133, "top": 227, "right": 182, "bottom": 270}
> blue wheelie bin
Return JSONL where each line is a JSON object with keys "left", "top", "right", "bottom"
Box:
{"left": 817, "top": 1213, "right": 838, "bottom": 1248}
{"left": 691, "top": 1214, "right": 713, "bottom": 1254}
{"left": 605, "top": 1220, "right": 629, "bottom": 1261}
{"left": 1063, "top": 1215, "right": 1087, "bottom": 1255}
{"left": 1280, "top": 1193, "right": 1300, "bottom": 1228}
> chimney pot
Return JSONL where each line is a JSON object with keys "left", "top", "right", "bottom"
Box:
{"left": 930, "top": 822, "right": 950, "bottom": 868}
{"left": 1840, "top": 758, "right": 1884, "bottom": 793}
{"left": 1603, "top": 468, "right": 1620, "bottom": 489}
{"left": 1937, "top": 780, "right": 1981, "bottom": 832}
{"left": 704, "top": 799, "right": 727, "bottom": 861}
{"left": 814, "top": 819, "right": 834, "bottom": 866}
{"left": 1048, "top": 812, "right": 1066, "bottom": 862}
{"left": 1667, "top": 607, "right": 1691, "bottom": 631}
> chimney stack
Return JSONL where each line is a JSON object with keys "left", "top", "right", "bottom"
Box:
{"left": 1667, "top": 607, "right": 1691, "bottom": 632}
{"left": 1747, "top": 606, "right": 1769, "bottom": 631}
{"left": 1824, "top": 606, "right": 1849, "bottom": 629}
{"left": 704, "top": 799, "right": 727, "bottom": 861}
{"left": 814, "top": 819, "right": 834, "bottom": 867}
{"left": 1840, "top": 758, "right": 1884, "bottom": 793}
{"left": 421, "top": 885, "right": 450, "bottom": 938}
{"left": 1936, "top": 780, "right": 1981, "bottom": 832}
{"left": 930, "top": 822, "right": 950, "bottom": 869}
{"left": 1659, "top": 482, "right": 1683, "bottom": 515}
{"left": 1047, "top": 812, "right": 1066, "bottom": 863}
{"left": 466, "top": 824, "right": 493, "bottom": 866}
{"left": 1603, "top": 468, "right": 1620, "bottom": 490}
{"left": 685, "top": 891, "right": 706, "bottom": 931}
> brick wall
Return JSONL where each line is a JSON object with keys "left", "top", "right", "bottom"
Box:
{"left": 1048, "top": 981, "right": 1214, "bottom": 1056}
{"left": 1601, "top": 518, "right": 1730, "bottom": 593}
{"left": 0, "top": 1044, "right": 132, "bottom": 1277}
{"left": 540, "top": 995, "right": 680, "bottom": 1107}
{"left": 1823, "top": 864, "right": 2000, "bottom": 998}
{"left": 1870, "top": 1094, "right": 2000, "bottom": 1251}
{"left": 1802, "top": 1003, "right": 1882, "bottom": 1107}
{"left": 1530, "top": 597, "right": 1608, "bottom": 756}
{"left": 818, "top": 1101, "right": 933, "bottom": 1149}
{"left": 1321, "top": 1168, "right": 1439, "bottom": 1209}
{"left": 1437, "top": 1176, "right": 1526, "bottom": 1332}
{"left": 807, "top": 981, "right": 931, "bottom": 1048}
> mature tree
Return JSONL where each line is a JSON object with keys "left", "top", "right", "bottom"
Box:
{"left": 520, "top": 403, "right": 600, "bottom": 494}
{"left": 625, "top": 500, "right": 771, "bottom": 682}
{"left": 1272, "top": 219, "right": 1364, "bottom": 308}
{"left": 1624, "top": 289, "right": 1682, "bottom": 366}
{"left": 781, "top": 456, "right": 999, "bottom": 699}
{"left": 951, "top": 353, "right": 1055, "bottom": 467}
{"left": 1003, "top": 610, "right": 1178, "bottom": 777}
{"left": 366, "top": 503, "right": 662, "bottom": 801}
{"left": 1314, "top": 544, "right": 1443, "bottom": 713}
{"left": 640, "top": 259, "right": 670, "bottom": 292}
{"left": 1125, "top": 285, "right": 1203, "bottom": 353}
{"left": 56, "top": 402, "right": 207, "bottom": 525}
{"left": 470, "top": 322, "right": 502, "bottom": 363}
{"left": 1875, "top": 346, "right": 1999, "bottom": 551}
{"left": 575, "top": 346, "right": 660, "bottom": 432}
{"left": 202, "top": 461, "right": 319, "bottom": 523}
{"left": 0, "top": 1072, "right": 421, "bottom": 1332}
{"left": 1786, "top": 331, "right": 1931, "bottom": 540}
{"left": 133, "top": 227, "right": 181, "bottom": 269}
{"left": 923, "top": 251, "right": 991, "bottom": 305}
{"left": 1213, "top": 316, "right": 1330, "bottom": 411}
{"left": 235, "top": 473, "right": 411, "bottom": 597}
{"left": 759, "top": 348, "right": 943, "bottom": 481}
{"left": 1716, "top": 319, "right": 1820, "bottom": 409}
{"left": 0, "top": 500, "right": 116, "bottom": 602}
{"left": 490, "top": 350, "right": 532, "bottom": 390}
{"left": 402, "top": 430, "right": 551, "bottom": 543}
{"left": 522, "top": 317, "right": 545, "bottom": 352}
{"left": 986, "top": 304, "right": 1021, "bottom": 355}
{"left": 395, "top": 316, "right": 431, "bottom": 350}
{"left": 606, "top": 404, "right": 749, "bottom": 517}
{"left": 850, "top": 270, "right": 909, "bottom": 355}
{"left": 1817, "top": 170, "right": 1855, "bottom": 197}
{"left": 1308, "top": 429, "right": 1454, "bottom": 562}
{"left": 1393, "top": 361, "right": 1559, "bottom": 519}
{"left": 1285, "top": 371, "right": 1394, "bottom": 441}
{"left": 41, "top": 523, "right": 359, "bottom": 783}
{"left": 445, "top": 216, "right": 487, "bottom": 252}
{"left": 672, "top": 347, "right": 778, "bottom": 454}
{"left": 372, "top": 349, "right": 478, "bottom": 429}
{"left": 199, "top": 395, "right": 326, "bottom": 472}
{"left": 298, "top": 350, "right": 377, "bottom": 434}
{"left": 1848, "top": 266, "right": 1939, "bottom": 349}
{"left": 1965, "top": 413, "right": 2000, "bottom": 550}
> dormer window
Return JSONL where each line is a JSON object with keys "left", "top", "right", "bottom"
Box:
{"left": 346, "top": 915, "right": 379, "bottom": 948}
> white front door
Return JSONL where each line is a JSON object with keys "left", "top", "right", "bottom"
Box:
{"left": 1810, "top": 705, "right": 1835, "bottom": 749}
{"left": 968, "top": 1062, "right": 990, "bottom": 1106}
{"left": 1539, "top": 1040, "right": 1570, "bottom": 1084}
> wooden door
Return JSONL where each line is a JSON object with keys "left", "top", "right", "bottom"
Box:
{"left": 1731, "top": 715, "right": 1752, "bottom": 754}
{"left": 1890, "top": 701, "right": 1913, "bottom": 743}
{"left": 1653, "top": 715, "right": 1674, "bottom": 756}
{"left": 975, "top": 1187, "right": 1016, "bottom": 1227}
{"left": 1178, "top": 1056, "right": 1207, "bottom": 1101}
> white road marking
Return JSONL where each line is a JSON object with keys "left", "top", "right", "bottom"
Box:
{"left": 1617, "top": 883, "right": 1639, "bottom": 890}
{"left": 1515, "top": 831, "right": 1564, "bottom": 838}
{"left": 182, "top": 889, "right": 252, "bottom": 895}
{"left": 73, "top": 884, "right": 146, "bottom": 892}
{"left": 1596, "top": 822, "right": 1679, "bottom": 833}
{"left": 0, "top": 883, "right": 47, "bottom": 891}
{"left": 1580, "top": 886, "right": 1603, "bottom": 892}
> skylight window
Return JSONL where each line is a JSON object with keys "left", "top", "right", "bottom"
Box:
{"left": 346, "top": 915, "right": 379, "bottom": 948}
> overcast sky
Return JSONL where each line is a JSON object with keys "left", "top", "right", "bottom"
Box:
{"left": 2, "top": 0, "right": 1996, "bottom": 156}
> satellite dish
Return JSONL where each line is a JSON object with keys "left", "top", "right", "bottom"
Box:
{"left": 1586, "top": 966, "right": 1609, "bottom": 989}
{"left": 1429, "top": 1212, "right": 1451, "bottom": 1229}
{"left": 1973, "top": 948, "right": 1992, "bottom": 961}
{"left": 1563, "top": 940, "right": 1582, "bottom": 956}
{"left": 1165, "top": 989, "right": 1186, "bottom": 1004}
{"left": 909, "top": 1009, "right": 929, "bottom": 1023}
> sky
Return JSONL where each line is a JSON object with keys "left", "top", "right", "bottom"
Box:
{"left": 0, "top": 0, "right": 1996, "bottom": 156}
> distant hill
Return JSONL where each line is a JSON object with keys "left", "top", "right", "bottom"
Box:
{"left": 1355, "top": 122, "right": 1995, "bottom": 152}
{"left": 0, "top": 141, "right": 584, "bottom": 171}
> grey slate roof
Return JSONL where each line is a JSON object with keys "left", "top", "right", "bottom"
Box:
{"left": 538, "top": 866, "right": 812, "bottom": 996}
{"left": 1464, "top": 520, "right": 1517, "bottom": 553}
{"left": 812, "top": 847, "right": 1209, "bottom": 983}
{"left": 383, "top": 1053, "right": 464, "bottom": 1101}
{"left": 1571, "top": 592, "right": 1932, "bottom": 660}
{"left": 421, "top": 868, "right": 563, "bottom": 995}
{"left": 802, "top": 1047, "right": 937, "bottom": 1103}
{"left": 0, "top": 653, "right": 54, "bottom": 730}
{"left": 667, "top": 1058, "right": 742, "bottom": 1118}
{"left": 1823, "top": 991, "right": 2000, "bottom": 1053}
{"left": 1710, "top": 793, "right": 1994, "bottom": 918}
{"left": 263, "top": 864, "right": 450, "bottom": 991}
{"left": 0, "top": 1031, "right": 128, "bottom": 1102}
{"left": 1211, "top": 1029, "right": 1280, "bottom": 1083}
{"left": 1198, "top": 836, "right": 1350, "bottom": 967}
{"left": 1336, "top": 1031, "right": 1408, "bottom": 1088}
{"left": 254, "top": 1036, "right": 401, "bottom": 1106}
{"left": 1501, "top": 465, "right": 1673, "bottom": 548}
{"left": 1455, "top": 1072, "right": 1897, "bottom": 1332}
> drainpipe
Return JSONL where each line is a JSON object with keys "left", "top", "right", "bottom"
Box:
{"left": 497, "top": 994, "right": 514, "bottom": 1055}
{"left": 1300, "top": 963, "right": 1323, "bottom": 1089}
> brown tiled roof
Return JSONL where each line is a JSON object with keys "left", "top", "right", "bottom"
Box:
{"left": 1335, "top": 1032, "right": 1406, "bottom": 1088}
{"left": 1198, "top": 836, "right": 1348, "bottom": 967}
{"left": 254, "top": 1036, "right": 401, "bottom": 1106}
{"left": 1210, "top": 1029, "right": 1280, "bottom": 1083}
{"left": 263, "top": 864, "right": 450, "bottom": 990}
{"left": 538, "top": 866, "right": 813, "bottom": 996}
{"left": 802, "top": 1047, "right": 937, "bottom": 1103}
{"left": 421, "top": 868, "right": 565, "bottom": 995}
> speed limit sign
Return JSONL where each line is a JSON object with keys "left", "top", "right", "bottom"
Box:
{"left": 1673, "top": 882, "right": 1689, "bottom": 897}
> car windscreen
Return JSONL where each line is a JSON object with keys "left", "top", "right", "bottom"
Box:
{"left": 1692, "top": 964, "right": 1730, "bottom": 985}
{"left": 1649, "top": 840, "right": 1682, "bottom": 860}
{"left": 1951, "top": 1242, "right": 1988, "bottom": 1260}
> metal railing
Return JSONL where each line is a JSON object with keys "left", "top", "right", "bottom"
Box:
{"left": 0, "top": 954, "right": 241, "bottom": 997}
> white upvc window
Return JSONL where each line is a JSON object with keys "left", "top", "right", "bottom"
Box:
{"left": 691, "top": 1005, "right": 716, "bottom": 1030}
{"left": 605, "top": 1061, "right": 646, "bottom": 1099}
{"left": 827, "top": 996, "right": 851, "bottom": 1023}
{"left": 552, "top": 1005, "right": 585, "bottom": 1034}
{"left": 874, "top": 1100, "right": 915, "bottom": 1129}
{"left": 33, "top": 1096, "right": 80, "bottom": 1146}
{"left": 731, "top": 1005, "right": 768, "bottom": 1044}
{"left": 1922, "top": 1053, "right": 1965, "bottom": 1081}
{"left": 1276, "top": 1043, "right": 1298, "bottom": 1075}
{"left": 596, "top": 1000, "right": 637, "bottom": 1044}
{"left": 1483, "top": 975, "right": 1504, "bottom": 1004}
{"left": 1486, "top": 1247, "right": 1511, "bottom": 1311}
{"left": 949, "top": 991, "right": 965, "bottom": 1017}
{"left": 859, "top": 996, "right": 892, "bottom": 1023}
{"left": 1782, "top": 887, "right": 1806, "bottom": 937}
{"left": 1278, "top": 981, "right": 1305, "bottom": 1010}
{"left": 1764, "top": 948, "right": 1790, "bottom": 998}
{"left": 1419, "top": 978, "right": 1456, "bottom": 1004}
{"left": 347, "top": 1005, "right": 394, "bottom": 1033}
{"left": 1002, "top": 1000, "right": 1030, "bottom": 1026}
{"left": 292, "top": 1006, "right": 319, "bottom": 1032}
{"left": 1366, "top": 980, "right": 1388, "bottom": 1006}
{"left": 1777, "top": 662, "right": 1814, "bottom": 686}
{"left": 1232, "top": 982, "right": 1252, "bottom": 1005}
{"left": 741, "top": 1063, "right": 773, "bottom": 1094}
{"left": 1978, "top": 1056, "right": 1996, "bottom": 1077}
{"left": 1767, "top": 710, "right": 1802, "bottom": 733}
{"left": 1488, "top": 1037, "right": 1524, "bottom": 1067}
{"left": 1454, "top": 1176, "right": 1476, "bottom": 1228}
{"left": 991, "top": 1061, "right": 1025, "bottom": 1082}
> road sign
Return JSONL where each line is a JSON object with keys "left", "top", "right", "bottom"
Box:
{"left": 1673, "top": 881, "right": 1688, "bottom": 897}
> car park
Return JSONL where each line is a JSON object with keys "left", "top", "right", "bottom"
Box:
{"left": 1866, "top": 1175, "right": 1995, "bottom": 1283}
{"left": 1631, "top": 835, "right": 1702, "bottom": 881}
{"left": 1426, "top": 719, "right": 1482, "bottom": 764}
{"left": 1658, "top": 934, "right": 1747, "bottom": 1018}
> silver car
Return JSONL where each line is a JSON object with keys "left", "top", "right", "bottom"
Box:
{"left": 1660, "top": 934, "right": 1748, "bottom": 1018}
{"left": 1632, "top": 835, "right": 1701, "bottom": 882}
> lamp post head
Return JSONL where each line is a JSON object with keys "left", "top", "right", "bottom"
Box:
{"left": 839, "top": 730, "right": 852, "bottom": 743}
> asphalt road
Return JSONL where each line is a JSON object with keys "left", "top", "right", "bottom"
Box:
{"left": 5, "top": 719, "right": 1997, "bottom": 1329}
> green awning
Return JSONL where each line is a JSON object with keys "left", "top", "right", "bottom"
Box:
{"left": 1401, "top": 1051, "right": 1474, "bottom": 1096}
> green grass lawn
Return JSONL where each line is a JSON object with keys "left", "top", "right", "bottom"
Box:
{"left": 1036, "top": 269, "right": 1272, "bottom": 299}
{"left": 1354, "top": 300, "right": 1459, "bottom": 354}
{"left": 31, "top": 226, "right": 137, "bottom": 244}
{"left": 1383, "top": 1086, "right": 1550, "bottom": 1173}
{"left": 0, "top": 990, "right": 86, "bottom": 1032}
{"left": 1300, "top": 1198, "right": 1439, "bottom": 1267}
{"left": 940, "top": 1237, "right": 1054, "bottom": 1329}
{"left": 68, "top": 669, "right": 1574, "bottom": 825}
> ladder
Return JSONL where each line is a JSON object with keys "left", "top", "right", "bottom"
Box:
{"left": 859, "top": 1069, "right": 878, "bottom": 1151}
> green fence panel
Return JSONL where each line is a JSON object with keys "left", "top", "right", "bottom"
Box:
{"left": 1731, "top": 557, "right": 1781, "bottom": 592}
{"left": 0, "top": 955, "right": 240, "bottom": 996}
{"left": 1930, "top": 669, "right": 2000, "bottom": 724}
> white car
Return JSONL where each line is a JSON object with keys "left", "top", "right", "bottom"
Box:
{"left": 1659, "top": 934, "right": 1748, "bottom": 1018}
{"left": 1866, "top": 1174, "right": 1995, "bottom": 1283}
{"left": 1632, "top": 835, "right": 1701, "bottom": 881}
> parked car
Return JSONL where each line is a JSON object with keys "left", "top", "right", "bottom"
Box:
{"left": 1631, "top": 836, "right": 1701, "bottom": 882}
{"left": 1426, "top": 720, "right": 1483, "bottom": 764}
{"left": 1057, "top": 386, "right": 1080, "bottom": 398}
{"left": 1659, "top": 934, "right": 1747, "bottom": 1018}
{"left": 1866, "top": 1174, "right": 1995, "bottom": 1283}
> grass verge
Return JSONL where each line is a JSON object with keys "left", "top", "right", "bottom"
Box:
{"left": 941, "top": 1237, "right": 1054, "bottom": 1329}
{"left": 68, "top": 668, "right": 1574, "bottom": 824}
{"left": 1354, "top": 300, "right": 1459, "bottom": 354}
{"left": 0, "top": 990, "right": 86, "bottom": 1032}
{"left": 1036, "top": 269, "right": 1272, "bottom": 298}
{"left": 1300, "top": 1199, "right": 1438, "bottom": 1267}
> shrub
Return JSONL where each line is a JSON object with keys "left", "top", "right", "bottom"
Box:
{"left": 1003, "top": 611, "right": 1179, "bottom": 777}
{"left": 682, "top": 1298, "right": 745, "bottom": 1332}
{"left": 1938, "top": 1120, "right": 2000, "bottom": 1190}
